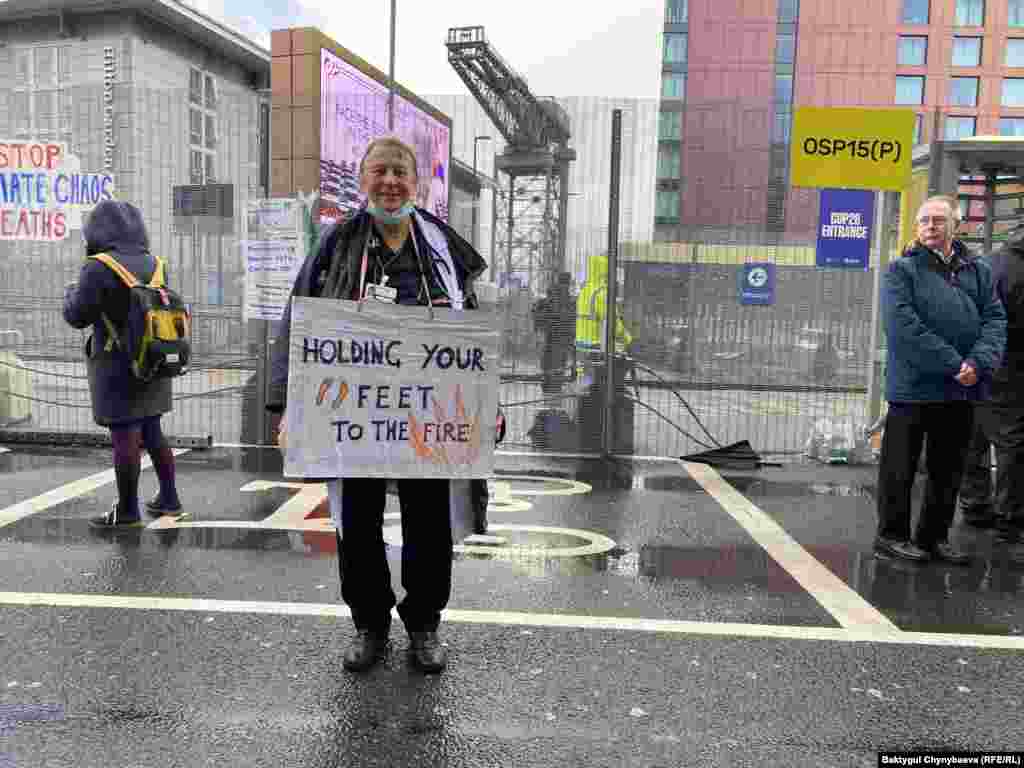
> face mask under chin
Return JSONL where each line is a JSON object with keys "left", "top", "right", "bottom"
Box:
{"left": 367, "top": 201, "right": 416, "bottom": 225}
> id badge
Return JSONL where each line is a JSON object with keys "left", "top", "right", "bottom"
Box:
{"left": 365, "top": 283, "right": 398, "bottom": 302}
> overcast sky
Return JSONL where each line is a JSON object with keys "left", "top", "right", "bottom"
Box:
{"left": 185, "top": 0, "right": 664, "bottom": 99}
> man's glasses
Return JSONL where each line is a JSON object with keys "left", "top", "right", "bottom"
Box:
{"left": 917, "top": 216, "right": 948, "bottom": 226}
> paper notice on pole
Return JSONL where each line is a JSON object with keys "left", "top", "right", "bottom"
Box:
{"left": 284, "top": 296, "right": 501, "bottom": 480}
{"left": 243, "top": 198, "right": 306, "bottom": 321}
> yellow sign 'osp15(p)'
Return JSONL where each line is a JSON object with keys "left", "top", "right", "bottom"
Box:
{"left": 790, "top": 108, "right": 916, "bottom": 192}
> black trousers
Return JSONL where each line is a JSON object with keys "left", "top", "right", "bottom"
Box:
{"left": 876, "top": 402, "right": 973, "bottom": 546}
{"left": 336, "top": 478, "right": 453, "bottom": 633}
{"left": 974, "top": 402, "right": 1024, "bottom": 531}
{"left": 958, "top": 406, "right": 994, "bottom": 512}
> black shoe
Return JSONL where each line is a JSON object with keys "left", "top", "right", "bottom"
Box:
{"left": 89, "top": 502, "right": 144, "bottom": 530}
{"left": 408, "top": 630, "right": 448, "bottom": 674}
{"left": 342, "top": 629, "right": 390, "bottom": 672}
{"left": 873, "top": 536, "right": 929, "bottom": 562}
{"left": 144, "top": 493, "right": 183, "bottom": 516}
{"left": 919, "top": 540, "right": 971, "bottom": 566}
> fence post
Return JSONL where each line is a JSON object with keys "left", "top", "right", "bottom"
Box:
{"left": 867, "top": 190, "right": 898, "bottom": 427}
{"left": 602, "top": 109, "right": 623, "bottom": 457}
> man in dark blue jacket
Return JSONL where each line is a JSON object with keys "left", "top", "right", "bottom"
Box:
{"left": 973, "top": 228, "right": 1024, "bottom": 544}
{"left": 875, "top": 195, "right": 1006, "bottom": 564}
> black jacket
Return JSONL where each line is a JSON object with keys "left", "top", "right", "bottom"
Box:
{"left": 267, "top": 208, "right": 487, "bottom": 413}
{"left": 988, "top": 236, "right": 1024, "bottom": 403}
{"left": 62, "top": 201, "right": 172, "bottom": 426}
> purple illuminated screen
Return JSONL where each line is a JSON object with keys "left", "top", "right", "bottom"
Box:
{"left": 320, "top": 48, "right": 451, "bottom": 224}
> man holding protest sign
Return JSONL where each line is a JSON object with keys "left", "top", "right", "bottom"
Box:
{"left": 269, "top": 137, "right": 489, "bottom": 674}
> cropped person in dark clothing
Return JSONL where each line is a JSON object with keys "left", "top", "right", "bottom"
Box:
{"left": 268, "top": 136, "right": 487, "bottom": 674}
{"left": 972, "top": 228, "right": 1024, "bottom": 544}
{"left": 875, "top": 195, "right": 1006, "bottom": 564}
{"left": 62, "top": 201, "right": 183, "bottom": 529}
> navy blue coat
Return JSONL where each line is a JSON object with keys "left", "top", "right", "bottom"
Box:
{"left": 62, "top": 201, "right": 173, "bottom": 426}
{"left": 988, "top": 237, "right": 1024, "bottom": 404}
{"left": 883, "top": 240, "right": 1006, "bottom": 403}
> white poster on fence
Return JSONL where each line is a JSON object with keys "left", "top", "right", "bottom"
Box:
{"left": 242, "top": 198, "right": 306, "bottom": 321}
{"left": 284, "top": 296, "right": 501, "bottom": 479}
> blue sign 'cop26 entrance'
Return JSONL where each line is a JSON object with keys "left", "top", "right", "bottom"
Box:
{"left": 816, "top": 188, "right": 875, "bottom": 270}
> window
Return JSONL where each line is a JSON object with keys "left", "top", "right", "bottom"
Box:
{"left": 661, "top": 73, "right": 686, "bottom": 100}
{"left": 954, "top": 0, "right": 984, "bottom": 26}
{"left": 189, "top": 108, "right": 202, "bottom": 145}
{"left": 658, "top": 111, "right": 682, "bottom": 140}
{"left": 898, "top": 36, "right": 927, "bottom": 66}
{"left": 777, "top": 0, "right": 798, "bottom": 24}
{"left": 902, "top": 0, "right": 929, "bottom": 24}
{"left": 776, "top": 32, "right": 796, "bottom": 66}
{"left": 950, "top": 77, "right": 979, "bottom": 106}
{"left": 1003, "top": 78, "right": 1024, "bottom": 106}
{"left": 204, "top": 74, "right": 217, "bottom": 109}
{"left": 664, "top": 33, "right": 687, "bottom": 65}
{"left": 204, "top": 114, "right": 217, "bottom": 149}
{"left": 914, "top": 113, "right": 924, "bottom": 144}
{"left": 1007, "top": 39, "right": 1024, "bottom": 67}
{"left": 655, "top": 189, "right": 680, "bottom": 222}
{"left": 951, "top": 37, "right": 981, "bottom": 66}
{"left": 189, "top": 69, "right": 203, "bottom": 105}
{"left": 770, "top": 111, "right": 790, "bottom": 143}
{"left": 190, "top": 150, "right": 204, "bottom": 184}
{"left": 11, "top": 91, "right": 29, "bottom": 137}
{"left": 204, "top": 153, "right": 215, "bottom": 184}
{"left": 1012, "top": 0, "right": 1024, "bottom": 27}
{"left": 1000, "top": 117, "right": 1024, "bottom": 135}
{"left": 774, "top": 74, "right": 793, "bottom": 105}
{"left": 657, "top": 144, "right": 681, "bottom": 178}
{"left": 665, "top": 0, "right": 687, "bottom": 24}
{"left": 945, "top": 116, "right": 976, "bottom": 139}
{"left": 896, "top": 75, "right": 925, "bottom": 104}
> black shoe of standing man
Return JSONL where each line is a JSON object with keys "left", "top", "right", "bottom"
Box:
{"left": 342, "top": 628, "right": 390, "bottom": 672}
{"left": 916, "top": 540, "right": 971, "bottom": 566}
{"left": 408, "top": 630, "right": 448, "bottom": 674}
{"left": 873, "top": 536, "right": 930, "bottom": 562}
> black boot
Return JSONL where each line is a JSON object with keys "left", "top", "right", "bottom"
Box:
{"left": 342, "top": 628, "right": 390, "bottom": 672}
{"left": 408, "top": 630, "right": 448, "bottom": 673}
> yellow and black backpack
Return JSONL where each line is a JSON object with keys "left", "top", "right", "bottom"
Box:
{"left": 88, "top": 252, "right": 191, "bottom": 381}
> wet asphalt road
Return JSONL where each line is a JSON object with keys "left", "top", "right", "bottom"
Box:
{"left": 0, "top": 445, "right": 1022, "bottom": 767}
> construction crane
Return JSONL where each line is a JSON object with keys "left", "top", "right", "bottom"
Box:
{"left": 446, "top": 26, "right": 576, "bottom": 293}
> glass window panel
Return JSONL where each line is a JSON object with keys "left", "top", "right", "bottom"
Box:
{"left": 774, "top": 74, "right": 793, "bottom": 104}
{"left": 1007, "top": 39, "right": 1024, "bottom": 67}
{"left": 664, "top": 34, "right": 687, "bottom": 65}
{"left": 189, "top": 69, "right": 203, "bottom": 105}
{"left": 902, "top": 0, "right": 929, "bottom": 24}
{"left": 772, "top": 111, "right": 791, "bottom": 143}
{"left": 205, "top": 114, "right": 216, "bottom": 149}
{"left": 656, "top": 189, "right": 680, "bottom": 220}
{"left": 898, "top": 36, "right": 927, "bottom": 66}
{"left": 945, "top": 116, "right": 976, "bottom": 139}
{"left": 204, "top": 153, "right": 215, "bottom": 184}
{"left": 12, "top": 91, "right": 30, "bottom": 137}
{"left": 1003, "top": 78, "right": 1024, "bottom": 106}
{"left": 58, "top": 89, "right": 72, "bottom": 134}
{"left": 1000, "top": 117, "right": 1024, "bottom": 136}
{"left": 914, "top": 113, "right": 924, "bottom": 144}
{"left": 955, "top": 0, "right": 984, "bottom": 26}
{"left": 657, "top": 144, "right": 681, "bottom": 178}
{"left": 189, "top": 108, "right": 202, "bottom": 146}
{"left": 665, "top": 0, "right": 687, "bottom": 24}
{"left": 661, "top": 73, "right": 686, "bottom": 100}
{"left": 14, "top": 51, "right": 31, "bottom": 87}
{"left": 658, "top": 111, "right": 682, "bottom": 140}
{"left": 33, "top": 47, "right": 57, "bottom": 88}
{"left": 1012, "top": 0, "right": 1024, "bottom": 27}
{"left": 778, "top": 0, "right": 798, "bottom": 23}
{"left": 951, "top": 37, "right": 981, "bottom": 66}
{"left": 950, "top": 77, "right": 979, "bottom": 106}
{"left": 776, "top": 33, "right": 796, "bottom": 66}
{"left": 896, "top": 75, "right": 925, "bottom": 105}
{"left": 190, "top": 150, "right": 203, "bottom": 184}
{"left": 205, "top": 74, "right": 217, "bottom": 109}
{"left": 57, "top": 46, "right": 71, "bottom": 82}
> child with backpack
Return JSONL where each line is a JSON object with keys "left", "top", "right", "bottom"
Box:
{"left": 63, "top": 200, "right": 188, "bottom": 529}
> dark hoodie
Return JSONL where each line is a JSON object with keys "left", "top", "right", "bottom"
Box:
{"left": 62, "top": 200, "right": 172, "bottom": 426}
{"left": 988, "top": 234, "right": 1024, "bottom": 403}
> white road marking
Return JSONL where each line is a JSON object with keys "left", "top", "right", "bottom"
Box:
{"left": 0, "top": 447, "right": 9, "bottom": 454}
{"left": 0, "top": 590, "right": 1020, "bottom": 651}
{"left": 0, "top": 449, "right": 190, "bottom": 530}
{"left": 682, "top": 461, "right": 898, "bottom": 633}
